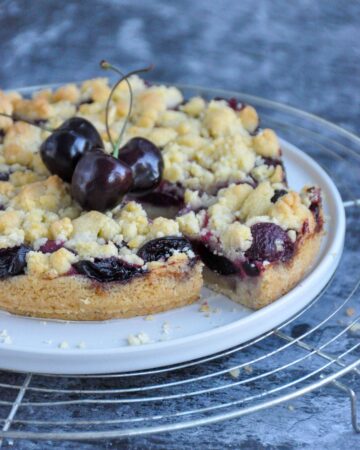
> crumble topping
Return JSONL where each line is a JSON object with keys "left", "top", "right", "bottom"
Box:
{"left": 127, "top": 332, "right": 151, "bottom": 346}
{"left": 27, "top": 248, "right": 77, "bottom": 278}
{"left": 0, "top": 76, "right": 321, "bottom": 280}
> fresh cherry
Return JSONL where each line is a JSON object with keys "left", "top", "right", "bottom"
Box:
{"left": 68, "top": 62, "right": 154, "bottom": 212}
{"left": 118, "top": 137, "right": 163, "bottom": 195}
{"left": 71, "top": 150, "right": 133, "bottom": 211}
{"left": 40, "top": 118, "right": 103, "bottom": 182}
{"left": 59, "top": 117, "right": 103, "bottom": 147}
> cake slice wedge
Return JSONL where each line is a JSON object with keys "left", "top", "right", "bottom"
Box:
{"left": 177, "top": 182, "right": 323, "bottom": 309}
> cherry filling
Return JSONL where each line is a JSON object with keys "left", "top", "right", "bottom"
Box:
{"left": 137, "top": 237, "right": 193, "bottom": 262}
{"left": 136, "top": 181, "right": 185, "bottom": 207}
{"left": 191, "top": 240, "right": 238, "bottom": 275}
{"left": 214, "top": 96, "right": 245, "bottom": 112}
{"left": 77, "top": 98, "right": 94, "bottom": 107}
{"left": 72, "top": 238, "right": 195, "bottom": 283}
{"left": 260, "top": 157, "right": 283, "bottom": 168}
{"left": 245, "top": 223, "right": 294, "bottom": 263}
{"left": 307, "top": 187, "right": 323, "bottom": 231}
{"left": 241, "top": 261, "right": 263, "bottom": 277}
{"left": 192, "top": 222, "right": 295, "bottom": 278}
{"left": 32, "top": 118, "right": 48, "bottom": 127}
{"left": 39, "top": 240, "right": 64, "bottom": 254}
{"left": 271, "top": 189, "right": 288, "bottom": 203}
{"left": 0, "top": 245, "right": 31, "bottom": 278}
{"left": 73, "top": 257, "right": 146, "bottom": 283}
{"left": 0, "top": 237, "right": 196, "bottom": 282}
{"left": 0, "top": 172, "right": 9, "bottom": 181}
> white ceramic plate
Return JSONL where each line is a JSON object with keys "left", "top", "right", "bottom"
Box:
{"left": 0, "top": 139, "right": 345, "bottom": 374}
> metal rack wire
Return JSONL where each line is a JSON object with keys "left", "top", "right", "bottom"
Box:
{"left": 0, "top": 86, "right": 359, "bottom": 442}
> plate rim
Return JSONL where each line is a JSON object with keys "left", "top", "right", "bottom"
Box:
{"left": 0, "top": 83, "right": 346, "bottom": 373}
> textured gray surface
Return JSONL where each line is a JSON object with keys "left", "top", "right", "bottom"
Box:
{"left": 0, "top": 0, "right": 359, "bottom": 448}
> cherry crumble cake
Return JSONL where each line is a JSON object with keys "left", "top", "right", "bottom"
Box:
{"left": 0, "top": 66, "right": 324, "bottom": 320}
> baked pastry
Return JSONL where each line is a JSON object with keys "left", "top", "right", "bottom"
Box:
{"left": 0, "top": 72, "right": 323, "bottom": 320}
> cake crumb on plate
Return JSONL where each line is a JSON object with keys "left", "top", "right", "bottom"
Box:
{"left": 58, "top": 341, "right": 69, "bottom": 349}
{"left": 127, "top": 332, "right": 151, "bottom": 346}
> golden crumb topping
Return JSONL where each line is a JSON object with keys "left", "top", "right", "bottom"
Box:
{"left": 0, "top": 76, "right": 321, "bottom": 278}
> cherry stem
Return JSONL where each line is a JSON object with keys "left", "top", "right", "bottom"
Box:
{"left": 0, "top": 112, "right": 53, "bottom": 132}
{"left": 100, "top": 60, "right": 153, "bottom": 158}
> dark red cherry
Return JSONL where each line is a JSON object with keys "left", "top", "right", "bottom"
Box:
{"left": 74, "top": 257, "right": 145, "bottom": 283}
{"left": 242, "top": 261, "right": 262, "bottom": 277}
{"left": 134, "top": 180, "right": 185, "bottom": 207}
{"left": 71, "top": 150, "right": 133, "bottom": 211}
{"left": 118, "top": 137, "right": 163, "bottom": 195}
{"left": 40, "top": 118, "right": 103, "bottom": 182}
{"left": 58, "top": 117, "right": 103, "bottom": 148}
{"left": 191, "top": 241, "right": 238, "bottom": 275}
{"left": 39, "top": 240, "right": 64, "bottom": 254}
{"left": 245, "top": 223, "right": 294, "bottom": 262}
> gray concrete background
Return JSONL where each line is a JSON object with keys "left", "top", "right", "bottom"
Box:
{"left": 0, "top": 1, "right": 359, "bottom": 448}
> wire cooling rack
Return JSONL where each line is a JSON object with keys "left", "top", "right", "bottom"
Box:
{"left": 0, "top": 85, "right": 359, "bottom": 442}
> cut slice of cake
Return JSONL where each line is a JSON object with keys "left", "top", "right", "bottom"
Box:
{"left": 177, "top": 183, "right": 323, "bottom": 309}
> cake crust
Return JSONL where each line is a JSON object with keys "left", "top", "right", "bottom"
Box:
{"left": 0, "top": 258, "right": 202, "bottom": 321}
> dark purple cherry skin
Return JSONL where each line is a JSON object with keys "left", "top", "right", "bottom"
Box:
{"left": 307, "top": 187, "right": 323, "bottom": 231}
{"left": 59, "top": 117, "right": 103, "bottom": 148}
{"left": 245, "top": 223, "right": 294, "bottom": 263}
{"left": 137, "top": 237, "right": 192, "bottom": 262}
{"left": 191, "top": 240, "right": 238, "bottom": 276}
{"left": 0, "top": 245, "right": 31, "bottom": 278}
{"left": 74, "top": 257, "right": 145, "bottom": 283}
{"left": 0, "top": 172, "right": 9, "bottom": 181}
{"left": 39, "top": 240, "right": 64, "bottom": 254}
{"left": 118, "top": 137, "right": 164, "bottom": 195}
{"left": 242, "top": 261, "right": 262, "bottom": 277}
{"left": 271, "top": 189, "right": 288, "bottom": 203}
{"left": 214, "top": 96, "right": 245, "bottom": 111}
{"left": 40, "top": 118, "right": 103, "bottom": 182}
{"left": 71, "top": 150, "right": 133, "bottom": 211}
{"left": 137, "top": 181, "right": 185, "bottom": 207}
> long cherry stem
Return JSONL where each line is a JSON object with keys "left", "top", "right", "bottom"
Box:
{"left": 100, "top": 60, "right": 153, "bottom": 158}
{"left": 0, "top": 112, "right": 53, "bottom": 132}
